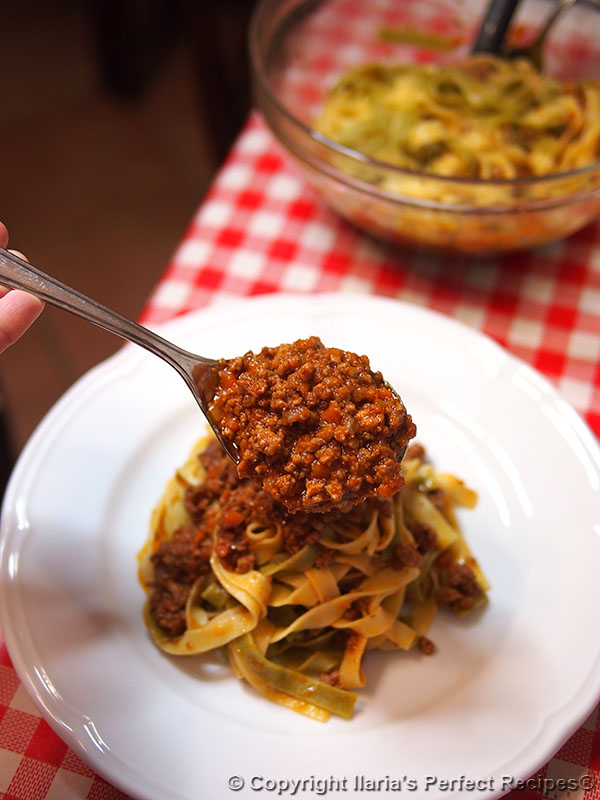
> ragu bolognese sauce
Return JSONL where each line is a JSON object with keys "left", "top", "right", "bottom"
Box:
{"left": 209, "top": 336, "right": 416, "bottom": 513}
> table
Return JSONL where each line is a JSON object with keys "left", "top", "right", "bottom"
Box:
{"left": 1, "top": 112, "right": 599, "bottom": 800}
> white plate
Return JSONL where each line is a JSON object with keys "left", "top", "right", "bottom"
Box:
{"left": 2, "top": 294, "right": 600, "bottom": 800}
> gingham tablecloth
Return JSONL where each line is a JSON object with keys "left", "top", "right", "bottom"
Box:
{"left": 1, "top": 112, "right": 599, "bottom": 800}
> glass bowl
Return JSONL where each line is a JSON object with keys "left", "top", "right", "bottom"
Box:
{"left": 249, "top": 0, "right": 600, "bottom": 254}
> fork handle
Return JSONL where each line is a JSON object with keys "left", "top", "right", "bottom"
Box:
{"left": 0, "top": 247, "right": 209, "bottom": 377}
{"left": 472, "top": 0, "right": 521, "bottom": 54}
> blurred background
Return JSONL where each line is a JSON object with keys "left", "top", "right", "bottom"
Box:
{"left": 0, "top": 0, "right": 257, "bottom": 490}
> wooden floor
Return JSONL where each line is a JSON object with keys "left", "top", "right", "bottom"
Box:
{"left": 0, "top": 2, "right": 217, "bottom": 457}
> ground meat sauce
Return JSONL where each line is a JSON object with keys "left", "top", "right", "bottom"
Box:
{"left": 210, "top": 336, "right": 416, "bottom": 514}
{"left": 391, "top": 541, "right": 423, "bottom": 569}
{"left": 407, "top": 521, "right": 437, "bottom": 554}
{"left": 150, "top": 523, "right": 212, "bottom": 637}
{"left": 435, "top": 550, "right": 483, "bottom": 612}
{"left": 418, "top": 636, "right": 435, "bottom": 656}
{"left": 149, "top": 439, "right": 482, "bottom": 641}
{"left": 150, "top": 440, "right": 361, "bottom": 635}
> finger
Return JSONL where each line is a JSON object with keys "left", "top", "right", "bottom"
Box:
{"left": 0, "top": 291, "right": 44, "bottom": 354}
{"left": 0, "top": 222, "right": 8, "bottom": 248}
{"left": 0, "top": 248, "right": 30, "bottom": 299}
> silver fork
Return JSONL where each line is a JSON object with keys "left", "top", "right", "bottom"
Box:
{"left": 0, "top": 247, "right": 235, "bottom": 460}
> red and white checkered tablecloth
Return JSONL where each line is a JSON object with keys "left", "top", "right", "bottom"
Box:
{"left": 1, "top": 112, "right": 599, "bottom": 800}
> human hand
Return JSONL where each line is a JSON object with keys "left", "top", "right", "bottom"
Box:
{"left": 0, "top": 222, "right": 44, "bottom": 353}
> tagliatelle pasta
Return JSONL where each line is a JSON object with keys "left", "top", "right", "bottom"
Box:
{"left": 138, "top": 436, "right": 488, "bottom": 721}
{"left": 315, "top": 55, "right": 600, "bottom": 181}
{"left": 303, "top": 53, "right": 600, "bottom": 252}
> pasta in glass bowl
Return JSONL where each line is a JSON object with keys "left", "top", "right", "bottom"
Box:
{"left": 249, "top": 0, "right": 600, "bottom": 253}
